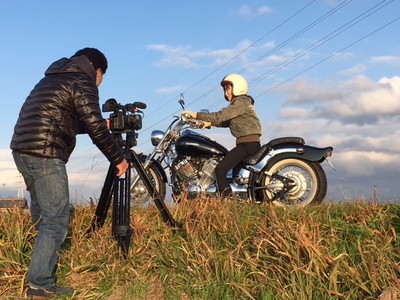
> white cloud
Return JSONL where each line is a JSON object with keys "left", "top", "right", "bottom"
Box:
{"left": 342, "top": 74, "right": 377, "bottom": 91}
{"left": 155, "top": 85, "right": 187, "bottom": 94}
{"left": 67, "top": 162, "right": 109, "bottom": 204}
{"left": 238, "top": 5, "right": 253, "bottom": 17}
{"left": 258, "top": 6, "right": 273, "bottom": 15}
{"left": 269, "top": 75, "right": 400, "bottom": 199}
{"left": 370, "top": 56, "right": 400, "bottom": 65}
{"left": 0, "top": 150, "right": 19, "bottom": 181}
{"left": 209, "top": 40, "right": 252, "bottom": 66}
{"left": 279, "top": 107, "right": 315, "bottom": 119}
{"left": 319, "top": 76, "right": 400, "bottom": 121}
{"left": 333, "top": 151, "right": 400, "bottom": 176}
{"left": 280, "top": 77, "right": 342, "bottom": 104}
{"left": 0, "top": 150, "right": 23, "bottom": 198}
{"left": 329, "top": 51, "right": 354, "bottom": 62}
{"left": 147, "top": 40, "right": 257, "bottom": 69}
{"left": 338, "top": 64, "right": 367, "bottom": 76}
{"left": 146, "top": 44, "right": 199, "bottom": 69}
{"left": 277, "top": 75, "right": 400, "bottom": 125}
{"left": 146, "top": 34, "right": 282, "bottom": 71}
{"left": 237, "top": 5, "right": 273, "bottom": 17}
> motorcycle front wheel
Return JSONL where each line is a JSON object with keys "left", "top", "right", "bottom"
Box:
{"left": 130, "top": 159, "right": 166, "bottom": 207}
{"left": 259, "top": 158, "right": 327, "bottom": 207}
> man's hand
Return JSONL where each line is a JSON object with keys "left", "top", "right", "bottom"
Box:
{"left": 116, "top": 159, "right": 129, "bottom": 177}
{"left": 181, "top": 110, "right": 197, "bottom": 119}
{"left": 200, "top": 121, "right": 212, "bottom": 130}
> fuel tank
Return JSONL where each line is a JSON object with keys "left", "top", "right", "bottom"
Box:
{"left": 175, "top": 130, "right": 228, "bottom": 157}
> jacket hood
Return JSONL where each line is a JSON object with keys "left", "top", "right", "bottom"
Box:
{"left": 45, "top": 56, "right": 96, "bottom": 81}
{"left": 233, "top": 94, "right": 255, "bottom": 105}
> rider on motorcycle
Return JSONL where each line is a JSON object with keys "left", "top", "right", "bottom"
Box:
{"left": 181, "top": 74, "right": 262, "bottom": 198}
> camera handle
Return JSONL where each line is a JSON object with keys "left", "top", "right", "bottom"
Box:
{"left": 88, "top": 130, "right": 181, "bottom": 256}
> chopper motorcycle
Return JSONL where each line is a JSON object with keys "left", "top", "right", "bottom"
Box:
{"left": 131, "top": 100, "right": 334, "bottom": 208}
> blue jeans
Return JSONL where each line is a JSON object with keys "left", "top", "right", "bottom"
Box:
{"left": 12, "top": 152, "right": 70, "bottom": 289}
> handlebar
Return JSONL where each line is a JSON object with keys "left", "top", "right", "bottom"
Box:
{"left": 181, "top": 113, "right": 210, "bottom": 129}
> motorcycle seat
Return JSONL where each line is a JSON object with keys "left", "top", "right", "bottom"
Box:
{"left": 244, "top": 137, "right": 305, "bottom": 165}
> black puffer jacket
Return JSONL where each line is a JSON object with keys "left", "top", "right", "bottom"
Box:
{"left": 10, "top": 56, "right": 124, "bottom": 165}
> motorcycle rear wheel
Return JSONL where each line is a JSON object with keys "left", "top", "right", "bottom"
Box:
{"left": 130, "top": 160, "right": 166, "bottom": 207}
{"left": 260, "top": 158, "right": 327, "bottom": 207}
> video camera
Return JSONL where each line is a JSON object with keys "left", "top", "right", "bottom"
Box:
{"left": 102, "top": 98, "right": 146, "bottom": 133}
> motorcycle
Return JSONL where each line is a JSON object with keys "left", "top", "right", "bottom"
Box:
{"left": 131, "top": 99, "right": 334, "bottom": 207}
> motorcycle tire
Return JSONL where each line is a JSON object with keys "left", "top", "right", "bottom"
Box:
{"left": 130, "top": 158, "right": 166, "bottom": 207}
{"left": 259, "top": 158, "right": 327, "bottom": 207}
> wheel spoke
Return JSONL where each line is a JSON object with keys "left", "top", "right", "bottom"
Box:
{"left": 130, "top": 162, "right": 165, "bottom": 207}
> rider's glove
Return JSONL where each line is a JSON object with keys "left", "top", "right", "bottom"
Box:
{"left": 181, "top": 110, "right": 197, "bottom": 119}
{"left": 200, "top": 121, "right": 212, "bottom": 130}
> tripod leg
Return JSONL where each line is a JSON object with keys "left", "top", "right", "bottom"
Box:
{"left": 112, "top": 165, "right": 133, "bottom": 257}
{"left": 88, "top": 163, "right": 114, "bottom": 233}
{"left": 131, "top": 151, "right": 181, "bottom": 228}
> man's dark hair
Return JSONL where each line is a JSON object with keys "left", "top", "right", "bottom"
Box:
{"left": 71, "top": 48, "right": 108, "bottom": 74}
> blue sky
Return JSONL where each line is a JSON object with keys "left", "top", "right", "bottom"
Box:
{"left": 1, "top": 0, "right": 400, "bottom": 203}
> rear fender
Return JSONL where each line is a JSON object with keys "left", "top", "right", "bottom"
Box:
{"left": 265, "top": 145, "right": 332, "bottom": 168}
{"left": 247, "top": 145, "right": 332, "bottom": 174}
{"left": 287, "top": 145, "right": 333, "bottom": 163}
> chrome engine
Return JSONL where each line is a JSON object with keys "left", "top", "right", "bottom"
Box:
{"left": 172, "top": 157, "right": 218, "bottom": 189}
{"left": 172, "top": 156, "right": 249, "bottom": 199}
{"left": 198, "top": 159, "right": 218, "bottom": 190}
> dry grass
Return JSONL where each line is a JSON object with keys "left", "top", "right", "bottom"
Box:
{"left": 0, "top": 199, "right": 399, "bottom": 299}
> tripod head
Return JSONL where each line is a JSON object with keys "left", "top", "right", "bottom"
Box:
{"left": 103, "top": 98, "right": 146, "bottom": 134}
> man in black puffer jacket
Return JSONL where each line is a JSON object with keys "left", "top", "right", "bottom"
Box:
{"left": 10, "top": 48, "right": 128, "bottom": 299}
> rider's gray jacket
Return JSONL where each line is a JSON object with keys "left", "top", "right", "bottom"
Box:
{"left": 196, "top": 95, "right": 262, "bottom": 144}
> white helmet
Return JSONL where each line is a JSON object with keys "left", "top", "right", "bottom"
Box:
{"left": 220, "top": 74, "right": 248, "bottom": 96}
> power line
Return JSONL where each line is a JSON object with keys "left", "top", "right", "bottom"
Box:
{"left": 240, "top": 0, "right": 353, "bottom": 77}
{"left": 140, "top": 0, "right": 321, "bottom": 135}
{"left": 143, "top": 0, "right": 287, "bottom": 120}
{"left": 139, "top": 0, "right": 355, "bottom": 130}
{"left": 195, "top": 0, "right": 396, "bottom": 111}
{"left": 68, "top": 1, "right": 325, "bottom": 170}
{"left": 257, "top": 14, "right": 400, "bottom": 97}
{"left": 68, "top": 1, "right": 399, "bottom": 177}
{"left": 181, "top": 0, "right": 318, "bottom": 100}
{"left": 143, "top": 0, "right": 306, "bottom": 120}
{"left": 142, "top": 0, "right": 356, "bottom": 135}
{"left": 250, "top": 0, "right": 393, "bottom": 87}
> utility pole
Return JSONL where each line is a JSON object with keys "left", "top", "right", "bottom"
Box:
{"left": 17, "top": 175, "right": 24, "bottom": 199}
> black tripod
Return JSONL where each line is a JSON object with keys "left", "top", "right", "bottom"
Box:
{"left": 88, "top": 99, "right": 180, "bottom": 256}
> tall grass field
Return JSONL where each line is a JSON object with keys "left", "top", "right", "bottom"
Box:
{"left": 1, "top": 199, "right": 399, "bottom": 299}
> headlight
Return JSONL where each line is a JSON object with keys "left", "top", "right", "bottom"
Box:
{"left": 151, "top": 130, "right": 165, "bottom": 146}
